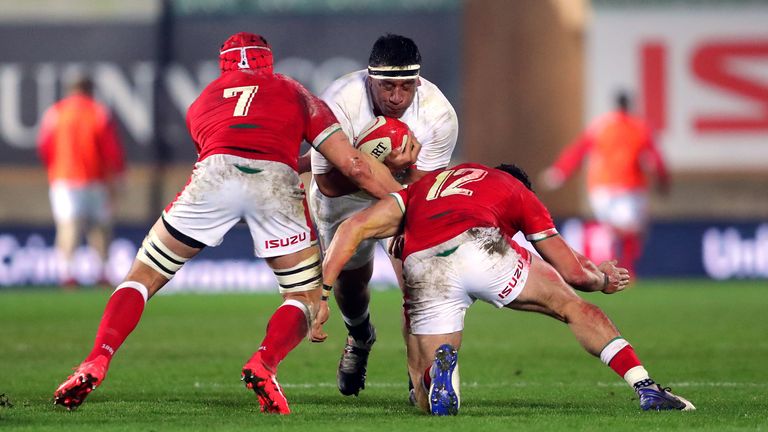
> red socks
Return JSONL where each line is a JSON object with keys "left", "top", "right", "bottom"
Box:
{"left": 608, "top": 345, "right": 642, "bottom": 377}
{"left": 85, "top": 282, "right": 148, "bottom": 362}
{"left": 256, "top": 301, "right": 309, "bottom": 370}
{"left": 422, "top": 366, "right": 432, "bottom": 390}
{"left": 600, "top": 337, "right": 653, "bottom": 388}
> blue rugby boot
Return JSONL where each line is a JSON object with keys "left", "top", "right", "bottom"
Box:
{"left": 637, "top": 384, "right": 695, "bottom": 411}
{"left": 428, "top": 344, "right": 460, "bottom": 416}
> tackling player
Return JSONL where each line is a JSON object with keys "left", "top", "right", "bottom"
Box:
{"left": 308, "top": 33, "right": 459, "bottom": 397}
{"left": 318, "top": 162, "right": 695, "bottom": 415}
{"left": 52, "top": 32, "right": 402, "bottom": 415}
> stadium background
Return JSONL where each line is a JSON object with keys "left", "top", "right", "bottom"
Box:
{"left": 0, "top": 0, "right": 766, "bottom": 290}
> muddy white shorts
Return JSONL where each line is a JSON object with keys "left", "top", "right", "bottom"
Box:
{"left": 403, "top": 227, "right": 531, "bottom": 335}
{"left": 163, "top": 155, "right": 315, "bottom": 258}
{"left": 49, "top": 180, "right": 111, "bottom": 224}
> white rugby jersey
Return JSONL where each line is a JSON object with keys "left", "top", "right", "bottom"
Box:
{"left": 311, "top": 69, "right": 458, "bottom": 175}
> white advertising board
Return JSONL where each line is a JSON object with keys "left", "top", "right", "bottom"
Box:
{"left": 589, "top": 5, "right": 768, "bottom": 171}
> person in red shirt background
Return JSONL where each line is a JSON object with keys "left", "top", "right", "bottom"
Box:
{"left": 37, "top": 75, "right": 125, "bottom": 287}
{"left": 540, "top": 90, "right": 669, "bottom": 277}
{"left": 52, "top": 32, "right": 403, "bottom": 415}
{"left": 317, "top": 162, "right": 693, "bottom": 415}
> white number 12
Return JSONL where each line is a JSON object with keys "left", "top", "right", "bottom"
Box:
{"left": 426, "top": 168, "right": 488, "bottom": 201}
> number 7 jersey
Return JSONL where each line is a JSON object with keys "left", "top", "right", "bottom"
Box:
{"left": 391, "top": 163, "right": 558, "bottom": 261}
{"left": 186, "top": 70, "right": 340, "bottom": 171}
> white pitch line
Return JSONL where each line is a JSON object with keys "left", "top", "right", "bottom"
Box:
{"left": 193, "top": 380, "right": 768, "bottom": 389}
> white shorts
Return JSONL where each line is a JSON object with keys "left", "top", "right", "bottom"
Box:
{"left": 163, "top": 155, "right": 316, "bottom": 258}
{"left": 588, "top": 187, "right": 648, "bottom": 233}
{"left": 403, "top": 227, "right": 531, "bottom": 335}
{"left": 49, "top": 181, "right": 111, "bottom": 224}
{"left": 309, "top": 181, "right": 386, "bottom": 269}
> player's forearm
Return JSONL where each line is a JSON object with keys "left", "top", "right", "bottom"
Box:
{"left": 319, "top": 131, "right": 403, "bottom": 198}
{"left": 321, "top": 222, "right": 365, "bottom": 286}
{"left": 535, "top": 236, "right": 605, "bottom": 292}
{"left": 342, "top": 153, "right": 403, "bottom": 199}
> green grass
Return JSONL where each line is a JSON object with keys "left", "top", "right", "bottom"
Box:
{"left": 1, "top": 280, "right": 767, "bottom": 431}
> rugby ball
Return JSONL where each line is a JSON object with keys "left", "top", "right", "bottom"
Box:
{"left": 354, "top": 116, "right": 410, "bottom": 162}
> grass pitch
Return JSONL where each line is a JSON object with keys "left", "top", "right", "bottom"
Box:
{"left": 1, "top": 279, "right": 767, "bottom": 431}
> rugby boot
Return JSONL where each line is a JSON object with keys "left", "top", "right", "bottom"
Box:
{"left": 242, "top": 354, "right": 291, "bottom": 414}
{"left": 337, "top": 325, "right": 376, "bottom": 396}
{"left": 53, "top": 355, "right": 109, "bottom": 410}
{"left": 637, "top": 384, "right": 696, "bottom": 411}
{"left": 428, "top": 344, "right": 460, "bottom": 416}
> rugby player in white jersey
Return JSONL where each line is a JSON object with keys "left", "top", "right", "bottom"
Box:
{"left": 309, "top": 34, "right": 459, "bottom": 397}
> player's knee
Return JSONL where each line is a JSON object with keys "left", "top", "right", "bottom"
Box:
{"left": 136, "top": 229, "right": 190, "bottom": 280}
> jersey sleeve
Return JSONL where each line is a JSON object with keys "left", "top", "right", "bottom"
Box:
{"left": 311, "top": 79, "right": 355, "bottom": 175}
{"left": 37, "top": 105, "right": 58, "bottom": 168}
{"left": 294, "top": 81, "right": 341, "bottom": 149}
{"left": 390, "top": 188, "right": 409, "bottom": 214}
{"left": 99, "top": 113, "right": 125, "bottom": 176}
{"left": 515, "top": 187, "right": 558, "bottom": 242}
{"left": 414, "top": 96, "right": 458, "bottom": 172}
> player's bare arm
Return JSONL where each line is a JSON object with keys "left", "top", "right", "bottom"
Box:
{"left": 321, "top": 196, "right": 404, "bottom": 287}
{"left": 310, "top": 196, "right": 403, "bottom": 342}
{"left": 318, "top": 130, "right": 403, "bottom": 199}
{"left": 532, "top": 234, "right": 629, "bottom": 293}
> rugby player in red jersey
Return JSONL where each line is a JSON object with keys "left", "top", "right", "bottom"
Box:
{"left": 318, "top": 162, "right": 694, "bottom": 415}
{"left": 53, "top": 32, "right": 402, "bottom": 415}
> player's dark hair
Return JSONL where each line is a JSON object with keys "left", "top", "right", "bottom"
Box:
{"left": 495, "top": 164, "right": 533, "bottom": 191}
{"left": 615, "top": 90, "right": 631, "bottom": 112}
{"left": 368, "top": 34, "right": 421, "bottom": 67}
{"left": 69, "top": 75, "right": 94, "bottom": 95}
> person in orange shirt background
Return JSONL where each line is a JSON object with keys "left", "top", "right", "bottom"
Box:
{"left": 540, "top": 90, "right": 669, "bottom": 277}
{"left": 37, "top": 75, "right": 125, "bottom": 287}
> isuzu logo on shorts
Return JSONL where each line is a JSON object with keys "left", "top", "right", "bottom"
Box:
{"left": 498, "top": 258, "right": 525, "bottom": 300}
{"left": 265, "top": 232, "right": 307, "bottom": 249}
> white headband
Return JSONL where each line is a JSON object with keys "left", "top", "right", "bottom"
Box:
{"left": 368, "top": 64, "right": 421, "bottom": 80}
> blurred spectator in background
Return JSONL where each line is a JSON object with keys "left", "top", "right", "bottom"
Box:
{"left": 37, "top": 75, "right": 125, "bottom": 287}
{"left": 540, "top": 90, "right": 669, "bottom": 277}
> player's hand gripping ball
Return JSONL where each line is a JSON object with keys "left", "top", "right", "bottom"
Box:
{"left": 354, "top": 116, "right": 411, "bottom": 162}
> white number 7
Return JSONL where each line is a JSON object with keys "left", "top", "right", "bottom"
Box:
{"left": 223, "top": 85, "right": 258, "bottom": 117}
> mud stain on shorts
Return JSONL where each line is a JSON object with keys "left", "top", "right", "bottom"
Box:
{"left": 405, "top": 252, "right": 455, "bottom": 303}
{"left": 467, "top": 227, "right": 509, "bottom": 257}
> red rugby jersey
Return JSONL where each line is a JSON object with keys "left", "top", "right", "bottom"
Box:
{"left": 186, "top": 70, "right": 340, "bottom": 170}
{"left": 392, "top": 163, "right": 557, "bottom": 260}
